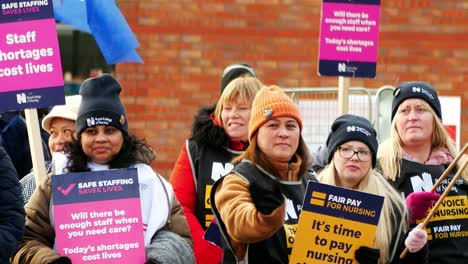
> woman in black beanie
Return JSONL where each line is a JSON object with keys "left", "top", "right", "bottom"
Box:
{"left": 378, "top": 81, "right": 468, "bottom": 263}
{"left": 13, "top": 74, "right": 194, "bottom": 264}
{"left": 319, "top": 114, "right": 428, "bottom": 264}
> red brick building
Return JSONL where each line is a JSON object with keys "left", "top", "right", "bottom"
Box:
{"left": 116, "top": 0, "right": 467, "bottom": 177}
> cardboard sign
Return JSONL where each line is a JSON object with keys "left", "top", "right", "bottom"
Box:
{"left": 52, "top": 168, "right": 145, "bottom": 264}
{"left": 290, "top": 181, "right": 384, "bottom": 264}
{"left": 0, "top": 0, "right": 64, "bottom": 112}
{"left": 318, "top": 0, "right": 381, "bottom": 78}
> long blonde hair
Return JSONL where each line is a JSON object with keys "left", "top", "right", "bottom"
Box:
{"left": 319, "top": 160, "right": 407, "bottom": 263}
{"left": 377, "top": 100, "right": 468, "bottom": 182}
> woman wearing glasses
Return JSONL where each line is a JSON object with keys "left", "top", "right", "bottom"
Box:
{"left": 318, "top": 114, "right": 428, "bottom": 264}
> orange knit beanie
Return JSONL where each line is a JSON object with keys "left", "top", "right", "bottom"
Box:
{"left": 248, "top": 85, "right": 302, "bottom": 141}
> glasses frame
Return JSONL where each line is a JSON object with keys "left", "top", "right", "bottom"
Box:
{"left": 337, "top": 146, "right": 372, "bottom": 162}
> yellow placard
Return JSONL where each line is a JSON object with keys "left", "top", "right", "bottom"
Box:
{"left": 290, "top": 182, "right": 384, "bottom": 264}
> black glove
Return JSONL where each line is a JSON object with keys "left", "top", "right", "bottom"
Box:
{"left": 249, "top": 175, "right": 284, "bottom": 215}
{"left": 355, "top": 246, "right": 380, "bottom": 264}
{"left": 145, "top": 259, "right": 160, "bottom": 264}
{"left": 49, "top": 256, "right": 72, "bottom": 264}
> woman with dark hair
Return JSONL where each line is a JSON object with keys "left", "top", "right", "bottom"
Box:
{"left": 12, "top": 74, "right": 193, "bottom": 264}
{"left": 210, "top": 85, "right": 316, "bottom": 263}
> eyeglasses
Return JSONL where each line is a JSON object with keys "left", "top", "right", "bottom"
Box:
{"left": 337, "top": 147, "right": 372, "bottom": 162}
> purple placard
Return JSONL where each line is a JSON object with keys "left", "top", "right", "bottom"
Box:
{"left": 52, "top": 169, "right": 146, "bottom": 264}
{"left": 318, "top": 0, "right": 381, "bottom": 78}
{"left": 0, "top": 0, "right": 64, "bottom": 112}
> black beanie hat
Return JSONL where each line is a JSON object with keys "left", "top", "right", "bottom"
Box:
{"left": 220, "top": 64, "right": 256, "bottom": 93}
{"left": 326, "top": 114, "right": 378, "bottom": 168}
{"left": 76, "top": 74, "right": 128, "bottom": 136}
{"left": 391, "top": 81, "right": 441, "bottom": 121}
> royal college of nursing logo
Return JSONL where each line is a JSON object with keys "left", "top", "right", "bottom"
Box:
{"left": 338, "top": 63, "right": 346, "bottom": 73}
{"left": 16, "top": 92, "right": 41, "bottom": 104}
{"left": 16, "top": 93, "right": 26, "bottom": 104}
{"left": 412, "top": 86, "right": 434, "bottom": 100}
{"left": 346, "top": 126, "right": 371, "bottom": 136}
{"left": 86, "top": 117, "right": 95, "bottom": 127}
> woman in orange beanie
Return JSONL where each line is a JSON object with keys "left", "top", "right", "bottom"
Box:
{"left": 210, "top": 85, "right": 316, "bottom": 263}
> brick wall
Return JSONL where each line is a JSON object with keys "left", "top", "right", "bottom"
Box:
{"left": 116, "top": 0, "right": 467, "bottom": 178}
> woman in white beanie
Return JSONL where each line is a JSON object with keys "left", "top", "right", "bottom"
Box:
{"left": 20, "top": 95, "right": 82, "bottom": 205}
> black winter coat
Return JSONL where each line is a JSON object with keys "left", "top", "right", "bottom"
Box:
{"left": 0, "top": 146, "right": 25, "bottom": 263}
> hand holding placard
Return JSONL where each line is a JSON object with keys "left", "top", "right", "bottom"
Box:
{"left": 400, "top": 157, "right": 468, "bottom": 259}
{"left": 355, "top": 246, "right": 379, "bottom": 264}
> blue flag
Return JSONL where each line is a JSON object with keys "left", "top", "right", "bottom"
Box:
{"left": 53, "top": 0, "right": 91, "bottom": 33}
{"left": 53, "top": 0, "right": 143, "bottom": 64}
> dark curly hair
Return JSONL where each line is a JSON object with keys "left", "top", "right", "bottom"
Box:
{"left": 64, "top": 133, "right": 155, "bottom": 173}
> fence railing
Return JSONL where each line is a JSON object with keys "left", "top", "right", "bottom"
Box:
{"left": 283, "top": 87, "right": 376, "bottom": 151}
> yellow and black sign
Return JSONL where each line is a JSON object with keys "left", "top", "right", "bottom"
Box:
{"left": 419, "top": 195, "right": 468, "bottom": 241}
{"left": 290, "top": 182, "right": 384, "bottom": 264}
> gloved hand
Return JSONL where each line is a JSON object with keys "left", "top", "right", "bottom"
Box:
{"left": 355, "top": 246, "right": 380, "bottom": 264}
{"left": 49, "top": 256, "right": 72, "bottom": 264}
{"left": 405, "top": 224, "right": 428, "bottom": 252}
{"left": 405, "top": 191, "right": 440, "bottom": 222}
{"left": 249, "top": 175, "right": 284, "bottom": 215}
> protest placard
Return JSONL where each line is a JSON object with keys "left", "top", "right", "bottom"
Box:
{"left": 0, "top": 0, "right": 64, "bottom": 112}
{"left": 318, "top": 0, "right": 381, "bottom": 78}
{"left": 52, "top": 168, "right": 145, "bottom": 264}
{"left": 290, "top": 181, "right": 384, "bottom": 264}
{"left": 204, "top": 218, "right": 222, "bottom": 248}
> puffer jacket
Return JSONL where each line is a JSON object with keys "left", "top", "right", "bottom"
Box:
{"left": 170, "top": 105, "right": 247, "bottom": 264}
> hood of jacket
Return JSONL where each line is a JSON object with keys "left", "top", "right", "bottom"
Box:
{"left": 135, "top": 144, "right": 156, "bottom": 165}
{"left": 190, "top": 104, "right": 230, "bottom": 149}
